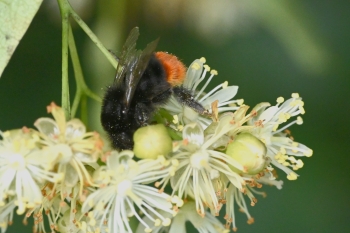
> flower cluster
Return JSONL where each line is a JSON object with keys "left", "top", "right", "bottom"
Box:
{"left": 0, "top": 58, "right": 312, "bottom": 233}
{"left": 0, "top": 103, "right": 103, "bottom": 232}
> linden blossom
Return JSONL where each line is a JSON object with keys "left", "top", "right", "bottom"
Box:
{"left": 33, "top": 102, "right": 103, "bottom": 198}
{"left": 81, "top": 150, "right": 176, "bottom": 233}
{"left": 0, "top": 128, "right": 62, "bottom": 215}
{"left": 0, "top": 94, "right": 313, "bottom": 233}
{"left": 156, "top": 108, "right": 258, "bottom": 217}
{"left": 247, "top": 93, "right": 313, "bottom": 180}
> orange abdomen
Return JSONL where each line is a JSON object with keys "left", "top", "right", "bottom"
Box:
{"left": 155, "top": 52, "right": 187, "bottom": 86}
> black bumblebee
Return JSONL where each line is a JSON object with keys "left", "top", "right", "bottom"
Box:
{"left": 101, "top": 27, "right": 210, "bottom": 150}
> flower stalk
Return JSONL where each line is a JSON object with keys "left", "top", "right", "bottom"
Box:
{"left": 68, "top": 25, "right": 101, "bottom": 119}
{"left": 57, "top": 0, "right": 71, "bottom": 120}
{"left": 56, "top": 0, "right": 118, "bottom": 120}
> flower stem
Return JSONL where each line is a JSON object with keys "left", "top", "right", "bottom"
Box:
{"left": 57, "top": 0, "right": 118, "bottom": 121}
{"left": 57, "top": 0, "right": 71, "bottom": 120}
{"left": 68, "top": 5, "right": 119, "bottom": 69}
{"left": 80, "top": 94, "right": 88, "bottom": 126}
{"left": 68, "top": 25, "right": 101, "bottom": 119}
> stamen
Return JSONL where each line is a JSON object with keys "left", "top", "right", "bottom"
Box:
{"left": 199, "top": 83, "right": 223, "bottom": 103}
{"left": 273, "top": 119, "right": 300, "bottom": 135}
{"left": 277, "top": 97, "right": 284, "bottom": 104}
{"left": 191, "top": 62, "right": 201, "bottom": 70}
{"left": 287, "top": 172, "right": 298, "bottom": 180}
{"left": 292, "top": 93, "right": 300, "bottom": 98}
{"left": 195, "top": 70, "right": 217, "bottom": 99}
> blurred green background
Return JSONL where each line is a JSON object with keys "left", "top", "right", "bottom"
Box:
{"left": 1, "top": 0, "right": 349, "bottom": 232}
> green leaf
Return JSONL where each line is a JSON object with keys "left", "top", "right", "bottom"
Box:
{"left": 0, "top": 0, "right": 43, "bottom": 77}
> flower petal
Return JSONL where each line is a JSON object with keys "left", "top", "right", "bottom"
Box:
{"left": 258, "top": 106, "right": 279, "bottom": 122}
{"left": 65, "top": 119, "right": 86, "bottom": 139}
{"left": 63, "top": 163, "right": 79, "bottom": 187}
{"left": 184, "top": 59, "right": 204, "bottom": 89}
{"left": 34, "top": 117, "right": 59, "bottom": 136}
{"left": 182, "top": 123, "right": 204, "bottom": 147}
{"left": 201, "top": 85, "right": 238, "bottom": 109}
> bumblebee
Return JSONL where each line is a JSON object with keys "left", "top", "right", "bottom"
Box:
{"left": 101, "top": 27, "right": 209, "bottom": 150}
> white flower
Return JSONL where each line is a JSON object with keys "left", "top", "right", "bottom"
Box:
{"left": 248, "top": 93, "right": 313, "bottom": 180}
{"left": 34, "top": 102, "right": 103, "bottom": 197}
{"left": 136, "top": 201, "right": 228, "bottom": 233}
{"left": 82, "top": 150, "right": 175, "bottom": 233}
{"left": 158, "top": 110, "right": 256, "bottom": 216}
{"left": 0, "top": 128, "right": 61, "bottom": 215}
{"left": 164, "top": 58, "right": 243, "bottom": 129}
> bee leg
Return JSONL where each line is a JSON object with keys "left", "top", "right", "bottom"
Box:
{"left": 173, "top": 86, "right": 211, "bottom": 116}
{"left": 152, "top": 88, "right": 172, "bottom": 104}
{"left": 134, "top": 102, "right": 153, "bottom": 126}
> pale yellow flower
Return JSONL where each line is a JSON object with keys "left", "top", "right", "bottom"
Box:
{"left": 248, "top": 94, "right": 313, "bottom": 180}
{"left": 34, "top": 102, "right": 103, "bottom": 198}
{"left": 0, "top": 128, "right": 61, "bottom": 215}
{"left": 82, "top": 150, "right": 175, "bottom": 233}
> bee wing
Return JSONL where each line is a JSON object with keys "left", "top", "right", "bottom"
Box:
{"left": 124, "top": 38, "right": 159, "bottom": 107}
{"left": 114, "top": 27, "right": 140, "bottom": 87}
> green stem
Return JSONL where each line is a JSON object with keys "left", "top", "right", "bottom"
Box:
{"left": 57, "top": 0, "right": 71, "bottom": 120}
{"left": 68, "top": 25, "right": 102, "bottom": 119}
{"left": 68, "top": 5, "right": 119, "bottom": 69}
{"left": 80, "top": 95, "right": 88, "bottom": 126}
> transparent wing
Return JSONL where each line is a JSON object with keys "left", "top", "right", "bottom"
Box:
{"left": 113, "top": 27, "right": 159, "bottom": 107}
{"left": 124, "top": 38, "right": 159, "bottom": 107}
{"left": 114, "top": 27, "right": 140, "bottom": 87}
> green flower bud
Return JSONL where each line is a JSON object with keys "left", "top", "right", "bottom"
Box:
{"left": 226, "top": 133, "right": 267, "bottom": 175}
{"left": 133, "top": 124, "right": 172, "bottom": 159}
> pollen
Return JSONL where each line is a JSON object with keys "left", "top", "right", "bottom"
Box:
{"left": 155, "top": 52, "right": 187, "bottom": 86}
{"left": 171, "top": 195, "right": 184, "bottom": 207}
{"left": 287, "top": 172, "right": 298, "bottom": 180}
{"left": 292, "top": 93, "right": 300, "bottom": 98}
{"left": 183, "top": 138, "right": 189, "bottom": 145}
{"left": 297, "top": 116, "right": 303, "bottom": 125}
{"left": 46, "top": 102, "right": 57, "bottom": 113}
{"left": 162, "top": 218, "right": 171, "bottom": 226}
{"left": 200, "top": 57, "right": 206, "bottom": 63}
{"left": 210, "top": 69, "right": 218, "bottom": 75}
{"left": 247, "top": 217, "right": 255, "bottom": 225}
{"left": 304, "top": 149, "right": 313, "bottom": 157}
{"left": 277, "top": 97, "right": 284, "bottom": 103}
{"left": 154, "top": 219, "right": 161, "bottom": 226}
{"left": 172, "top": 115, "right": 179, "bottom": 124}
{"left": 237, "top": 99, "right": 244, "bottom": 105}
{"left": 191, "top": 62, "right": 201, "bottom": 70}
